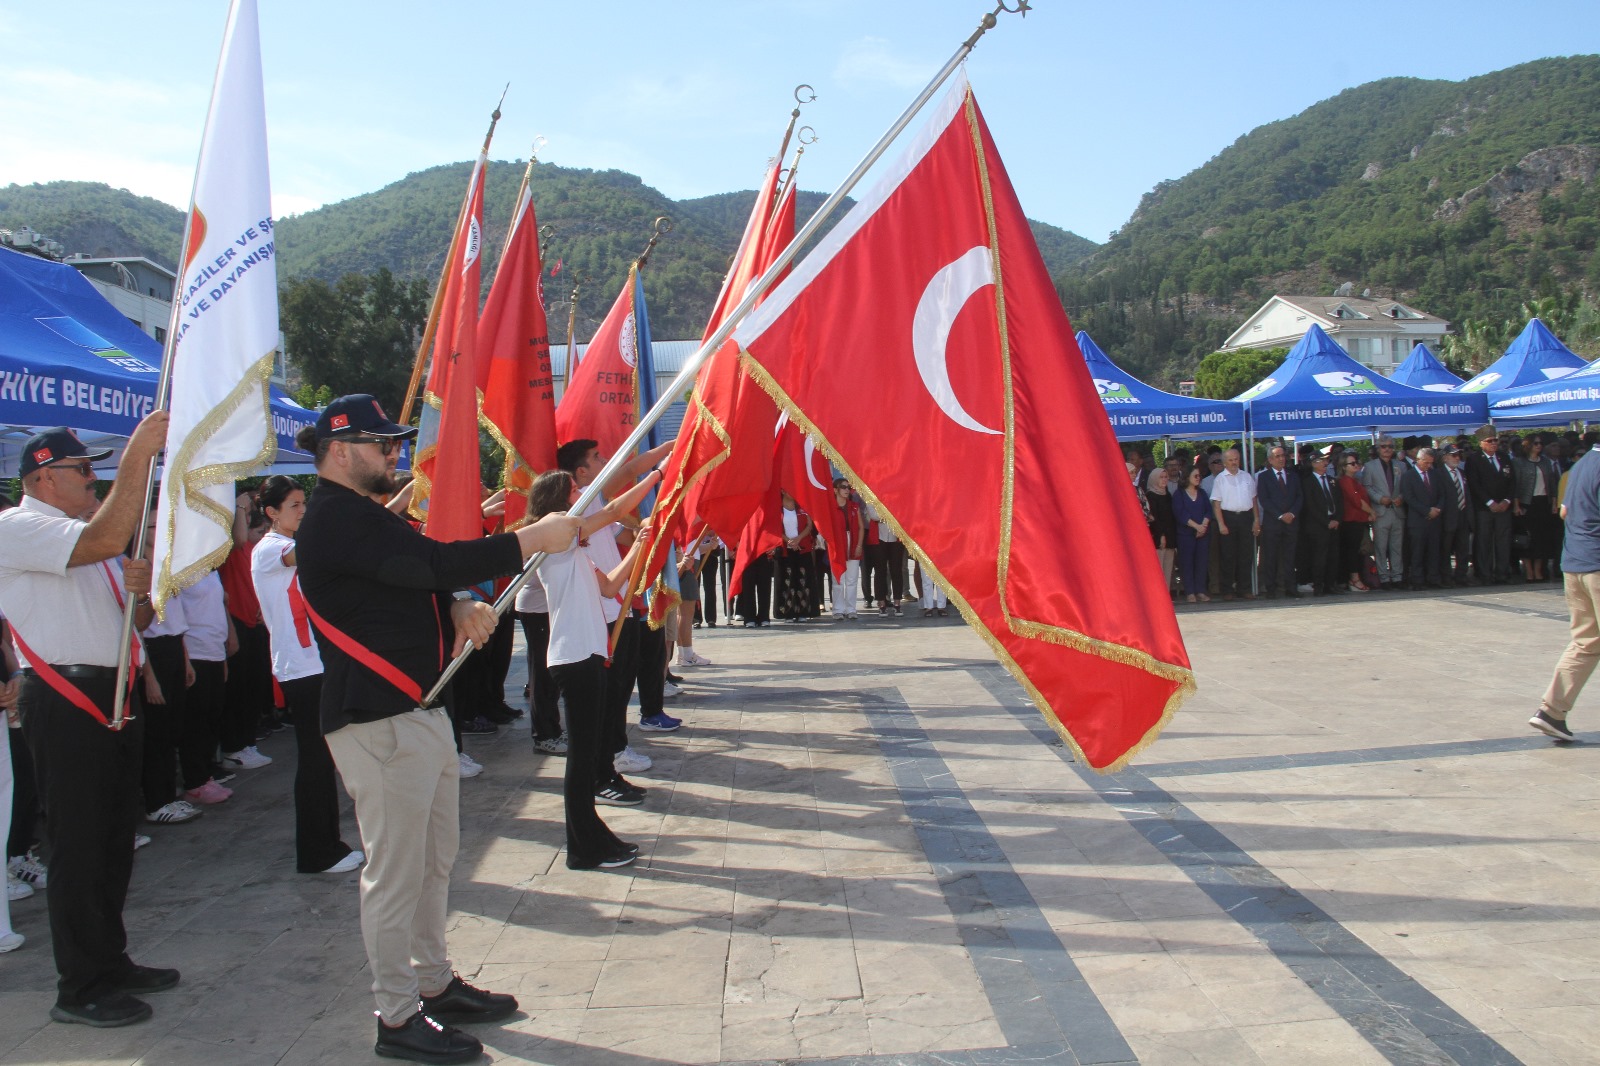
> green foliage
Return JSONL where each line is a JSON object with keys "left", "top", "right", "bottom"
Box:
{"left": 293, "top": 382, "right": 333, "bottom": 409}
{"left": 279, "top": 267, "right": 429, "bottom": 415}
{"left": 1060, "top": 56, "right": 1600, "bottom": 383}
{"left": 0, "top": 181, "right": 182, "bottom": 263}
{"left": 1194, "top": 347, "right": 1286, "bottom": 399}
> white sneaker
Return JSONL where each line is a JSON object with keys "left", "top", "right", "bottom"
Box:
{"left": 6, "top": 874, "right": 31, "bottom": 901}
{"left": 677, "top": 649, "right": 712, "bottom": 667}
{"left": 614, "top": 746, "right": 652, "bottom": 774}
{"left": 8, "top": 851, "right": 46, "bottom": 889}
{"left": 457, "top": 751, "right": 483, "bottom": 779}
{"left": 0, "top": 931, "right": 23, "bottom": 953}
{"left": 320, "top": 850, "right": 365, "bottom": 874}
{"left": 133, "top": 834, "right": 152, "bottom": 851}
{"left": 662, "top": 681, "right": 682, "bottom": 698}
{"left": 223, "top": 746, "right": 273, "bottom": 769}
{"left": 145, "top": 800, "right": 203, "bottom": 824}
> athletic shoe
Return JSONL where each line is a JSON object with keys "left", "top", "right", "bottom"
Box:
{"left": 678, "top": 649, "right": 712, "bottom": 667}
{"left": 183, "top": 779, "right": 232, "bottom": 806}
{"left": 595, "top": 783, "right": 643, "bottom": 807}
{"left": 665, "top": 670, "right": 685, "bottom": 685}
{"left": 145, "top": 801, "right": 202, "bottom": 824}
{"left": 320, "top": 850, "right": 365, "bottom": 874}
{"left": 9, "top": 850, "right": 47, "bottom": 888}
{"left": 0, "top": 931, "right": 23, "bottom": 953}
{"left": 460, "top": 716, "right": 498, "bottom": 736}
{"left": 612, "top": 774, "right": 647, "bottom": 797}
{"left": 614, "top": 746, "right": 652, "bottom": 774}
{"left": 132, "top": 834, "right": 152, "bottom": 851}
{"left": 1529, "top": 711, "right": 1576, "bottom": 742}
{"left": 49, "top": 992, "right": 152, "bottom": 1028}
{"left": 639, "top": 713, "right": 682, "bottom": 732}
{"left": 374, "top": 1010, "right": 481, "bottom": 1064}
{"left": 209, "top": 764, "right": 237, "bottom": 786}
{"left": 457, "top": 752, "right": 484, "bottom": 779}
{"left": 532, "top": 735, "right": 569, "bottom": 755}
{"left": 6, "top": 873, "right": 31, "bottom": 901}
{"left": 567, "top": 850, "right": 637, "bottom": 870}
{"left": 662, "top": 681, "right": 682, "bottom": 699}
{"left": 420, "top": 973, "right": 519, "bottom": 1024}
{"left": 223, "top": 746, "right": 273, "bottom": 769}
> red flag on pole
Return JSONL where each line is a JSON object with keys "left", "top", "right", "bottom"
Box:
{"left": 555, "top": 266, "right": 641, "bottom": 456}
{"left": 731, "top": 75, "right": 1194, "bottom": 771}
{"left": 479, "top": 181, "right": 556, "bottom": 528}
{"left": 774, "top": 411, "right": 847, "bottom": 580}
{"left": 415, "top": 155, "right": 487, "bottom": 543}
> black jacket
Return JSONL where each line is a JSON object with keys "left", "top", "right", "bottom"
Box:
{"left": 1466, "top": 452, "right": 1516, "bottom": 512}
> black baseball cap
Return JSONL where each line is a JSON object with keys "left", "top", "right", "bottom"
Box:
{"left": 313, "top": 394, "right": 417, "bottom": 441}
{"left": 19, "top": 427, "right": 113, "bottom": 478}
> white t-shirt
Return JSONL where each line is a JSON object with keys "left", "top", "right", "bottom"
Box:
{"left": 1210, "top": 468, "right": 1257, "bottom": 511}
{"left": 580, "top": 495, "right": 623, "bottom": 623}
{"left": 142, "top": 582, "right": 188, "bottom": 638}
{"left": 538, "top": 533, "right": 609, "bottom": 667}
{"left": 514, "top": 574, "right": 549, "bottom": 614}
{"left": 178, "top": 571, "right": 228, "bottom": 661}
{"left": 0, "top": 497, "right": 140, "bottom": 669}
{"left": 250, "top": 530, "right": 322, "bottom": 682}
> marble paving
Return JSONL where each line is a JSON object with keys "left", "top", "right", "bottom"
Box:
{"left": 0, "top": 583, "right": 1592, "bottom": 1064}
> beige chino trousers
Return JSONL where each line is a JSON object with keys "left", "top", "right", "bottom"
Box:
{"left": 326, "top": 707, "right": 459, "bottom": 1025}
{"left": 1542, "top": 571, "right": 1600, "bottom": 720}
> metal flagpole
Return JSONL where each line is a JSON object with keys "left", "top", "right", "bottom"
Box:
{"left": 421, "top": 0, "right": 1031, "bottom": 707}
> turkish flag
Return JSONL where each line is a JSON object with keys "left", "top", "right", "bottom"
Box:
{"left": 479, "top": 182, "right": 556, "bottom": 528}
{"left": 555, "top": 265, "right": 642, "bottom": 458}
{"left": 413, "top": 153, "right": 487, "bottom": 543}
{"left": 733, "top": 76, "right": 1193, "bottom": 770}
{"left": 774, "top": 411, "right": 846, "bottom": 580}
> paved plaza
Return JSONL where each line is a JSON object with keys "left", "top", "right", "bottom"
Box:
{"left": 0, "top": 583, "right": 1593, "bottom": 1065}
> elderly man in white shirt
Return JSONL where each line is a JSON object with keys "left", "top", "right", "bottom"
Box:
{"left": 1209, "top": 449, "right": 1260, "bottom": 600}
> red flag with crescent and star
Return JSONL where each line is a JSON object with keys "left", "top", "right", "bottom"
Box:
{"left": 413, "top": 153, "right": 487, "bottom": 543}
{"left": 555, "top": 266, "right": 642, "bottom": 457}
{"left": 479, "top": 181, "right": 556, "bottom": 528}
{"left": 730, "top": 74, "right": 1194, "bottom": 771}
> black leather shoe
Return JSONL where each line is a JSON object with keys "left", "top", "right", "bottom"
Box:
{"left": 375, "top": 1010, "right": 483, "bottom": 1064}
{"left": 115, "top": 964, "right": 181, "bottom": 994}
{"left": 567, "top": 849, "right": 637, "bottom": 870}
{"left": 420, "top": 974, "right": 518, "bottom": 1024}
{"left": 50, "top": 992, "right": 152, "bottom": 1028}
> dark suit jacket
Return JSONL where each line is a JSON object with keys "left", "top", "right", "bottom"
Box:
{"left": 1439, "top": 464, "right": 1469, "bottom": 531}
{"left": 1256, "top": 467, "right": 1303, "bottom": 524}
{"left": 1400, "top": 465, "right": 1443, "bottom": 527}
{"left": 1300, "top": 472, "right": 1340, "bottom": 529}
{"left": 1466, "top": 453, "right": 1516, "bottom": 511}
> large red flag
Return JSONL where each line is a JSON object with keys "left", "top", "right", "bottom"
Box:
{"left": 413, "top": 154, "right": 487, "bottom": 542}
{"left": 555, "top": 266, "right": 642, "bottom": 456}
{"left": 774, "top": 411, "right": 847, "bottom": 580}
{"left": 731, "top": 76, "right": 1194, "bottom": 771}
{"left": 479, "top": 181, "right": 556, "bottom": 528}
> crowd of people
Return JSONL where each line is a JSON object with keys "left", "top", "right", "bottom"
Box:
{"left": 1128, "top": 428, "right": 1576, "bottom": 601}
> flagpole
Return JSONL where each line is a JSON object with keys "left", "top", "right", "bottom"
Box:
{"left": 421, "top": 0, "right": 1029, "bottom": 707}
{"left": 110, "top": 0, "right": 250, "bottom": 730}
{"left": 561, "top": 275, "right": 582, "bottom": 392}
{"left": 399, "top": 88, "right": 508, "bottom": 428}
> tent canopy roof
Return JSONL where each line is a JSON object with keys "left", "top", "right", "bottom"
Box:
{"left": 1388, "top": 343, "right": 1464, "bottom": 392}
{"left": 1076, "top": 331, "right": 1243, "bottom": 440}
{"left": 1458, "top": 318, "right": 1588, "bottom": 393}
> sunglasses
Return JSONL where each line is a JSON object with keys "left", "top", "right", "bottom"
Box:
{"left": 343, "top": 436, "right": 402, "bottom": 456}
{"left": 49, "top": 459, "right": 96, "bottom": 478}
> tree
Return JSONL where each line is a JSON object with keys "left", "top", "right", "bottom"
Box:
{"left": 280, "top": 267, "right": 430, "bottom": 415}
{"left": 1193, "top": 347, "right": 1285, "bottom": 399}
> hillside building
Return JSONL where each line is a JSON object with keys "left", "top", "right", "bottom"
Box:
{"left": 1218, "top": 293, "right": 1449, "bottom": 372}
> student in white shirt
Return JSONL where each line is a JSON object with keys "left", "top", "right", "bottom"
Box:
{"left": 250, "top": 476, "right": 363, "bottom": 876}
{"left": 175, "top": 570, "right": 233, "bottom": 807}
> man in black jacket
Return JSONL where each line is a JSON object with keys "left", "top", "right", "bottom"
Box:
{"left": 1401, "top": 448, "right": 1445, "bottom": 589}
{"left": 1438, "top": 445, "right": 1472, "bottom": 586}
{"left": 296, "top": 395, "right": 579, "bottom": 1066}
{"left": 1467, "top": 429, "right": 1516, "bottom": 584}
{"left": 1256, "top": 446, "right": 1303, "bottom": 598}
{"left": 1299, "top": 452, "right": 1342, "bottom": 595}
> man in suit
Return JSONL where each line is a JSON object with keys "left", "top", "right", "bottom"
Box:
{"left": 1299, "top": 452, "right": 1342, "bottom": 595}
{"left": 1438, "top": 445, "right": 1472, "bottom": 586}
{"left": 1401, "top": 448, "right": 1445, "bottom": 589}
{"left": 1361, "top": 437, "right": 1406, "bottom": 590}
{"left": 1256, "top": 445, "right": 1303, "bottom": 598}
{"left": 1468, "top": 428, "right": 1516, "bottom": 584}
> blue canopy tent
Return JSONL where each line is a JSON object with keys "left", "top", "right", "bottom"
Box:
{"left": 1388, "top": 343, "right": 1464, "bottom": 393}
{"left": 1487, "top": 354, "right": 1600, "bottom": 428}
{"left": 0, "top": 246, "right": 314, "bottom": 475}
{"left": 1457, "top": 317, "right": 1588, "bottom": 394}
{"left": 1076, "top": 330, "right": 1244, "bottom": 440}
{"left": 1234, "top": 324, "right": 1487, "bottom": 439}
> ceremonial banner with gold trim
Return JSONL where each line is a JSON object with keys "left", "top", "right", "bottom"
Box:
{"left": 151, "top": 0, "right": 278, "bottom": 615}
{"left": 731, "top": 73, "right": 1194, "bottom": 770}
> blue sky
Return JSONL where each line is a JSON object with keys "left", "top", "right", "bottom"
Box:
{"left": 2, "top": 1, "right": 1597, "bottom": 243}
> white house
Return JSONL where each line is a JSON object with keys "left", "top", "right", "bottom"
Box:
{"left": 1218, "top": 293, "right": 1449, "bottom": 372}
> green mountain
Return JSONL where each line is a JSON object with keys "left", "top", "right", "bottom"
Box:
{"left": 0, "top": 181, "right": 183, "bottom": 263}
{"left": 1060, "top": 55, "right": 1600, "bottom": 386}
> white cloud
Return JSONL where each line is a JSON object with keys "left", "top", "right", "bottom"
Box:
{"left": 832, "top": 36, "right": 931, "bottom": 91}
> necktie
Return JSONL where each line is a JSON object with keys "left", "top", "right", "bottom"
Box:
{"left": 1278, "top": 470, "right": 1285, "bottom": 488}
{"left": 1454, "top": 471, "right": 1466, "bottom": 510}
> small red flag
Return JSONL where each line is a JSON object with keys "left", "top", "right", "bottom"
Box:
{"left": 555, "top": 266, "right": 641, "bottom": 457}
{"left": 732, "top": 77, "right": 1194, "bottom": 770}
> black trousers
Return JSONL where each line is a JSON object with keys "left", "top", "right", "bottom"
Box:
{"left": 809, "top": 548, "right": 829, "bottom": 614}
{"left": 775, "top": 550, "right": 814, "bottom": 619}
{"left": 1258, "top": 519, "right": 1297, "bottom": 595}
{"left": 1338, "top": 520, "right": 1369, "bottom": 579}
{"left": 604, "top": 616, "right": 638, "bottom": 769}
{"left": 220, "top": 619, "right": 271, "bottom": 753}
{"left": 8, "top": 721, "right": 39, "bottom": 859}
{"left": 1304, "top": 523, "right": 1341, "bottom": 592}
{"left": 861, "top": 543, "right": 883, "bottom": 603}
{"left": 550, "top": 656, "right": 626, "bottom": 865}
{"left": 1407, "top": 518, "right": 1443, "bottom": 585}
{"left": 698, "top": 549, "right": 723, "bottom": 625}
{"left": 1217, "top": 512, "right": 1256, "bottom": 595}
{"left": 184, "top": 660, "right": 225, "bottom": 790}
{"left": 735, "top": 555, "right": 773, "bottom": 624}
{"left": 279, "top": 675, "right": 353, "bottom": 873}
{"left": 21, "top": 675, "right": 142, "bottom": 1006}
{"left": 140, "top": 634, "right": 186, "bottom": 811}
{"left": 876, "top": 542, "right": 907, "bottom": 604}
{"left": 1476, "top": 509, "right": 1512, "bottom": 581}
{"left": 636, "top": 621, "right": 666, "bottom": 721}
{"left": 516, "top": 612, "right": 562, "bottom": 742}
{"left": 1443, "top": 520, "right": 1472, "bottom": 582}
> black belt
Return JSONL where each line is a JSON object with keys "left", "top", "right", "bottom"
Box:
{"left": 21, "top": 665, "right": 117, "bottom": 680}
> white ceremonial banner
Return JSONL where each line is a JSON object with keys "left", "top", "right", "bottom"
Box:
{"left": 151, "top": 0, "right": 278, "bottom": 615}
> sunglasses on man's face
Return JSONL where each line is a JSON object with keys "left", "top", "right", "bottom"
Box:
{"left": 343, "top": 436, "right": 401, "bottom": 456}
{"left": 50, "top": 459, "right": 95, "bottom": 478}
